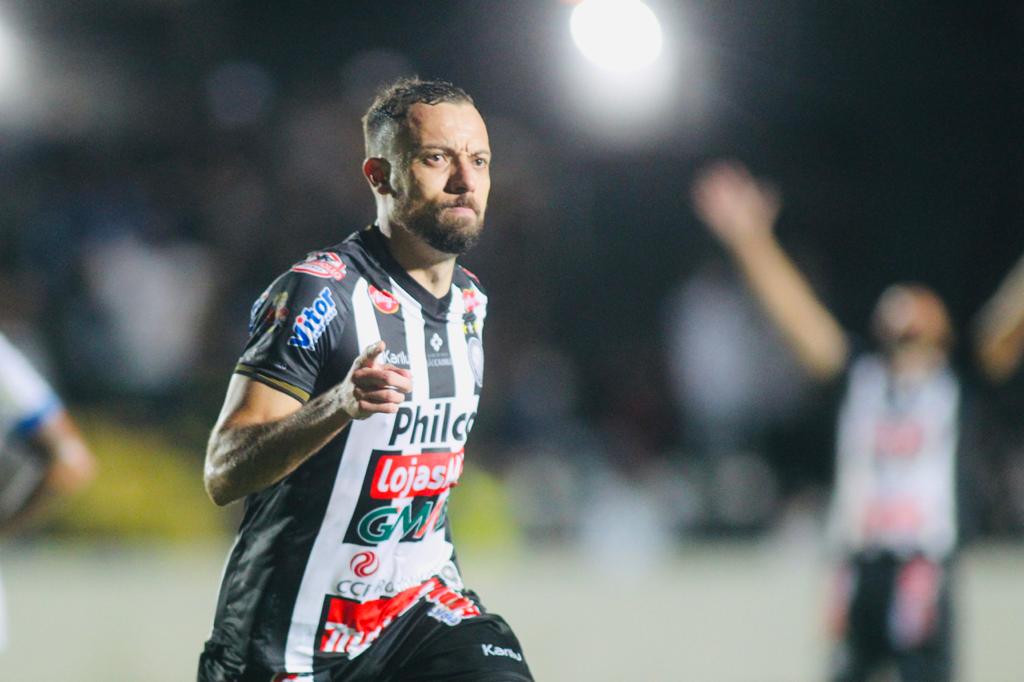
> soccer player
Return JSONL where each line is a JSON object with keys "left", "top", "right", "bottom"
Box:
{"left": 0, "top": 331, "right": 95, "bottom": 650}
{"left": 692, "top": 161, "right": 1024, "bottom": 682}
{"left": 198, "top": 78, "right": 533, "bottom": 682}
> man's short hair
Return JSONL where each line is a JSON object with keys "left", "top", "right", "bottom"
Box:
{"left": 362, "top": 77, "right": 475, "bottom": 157}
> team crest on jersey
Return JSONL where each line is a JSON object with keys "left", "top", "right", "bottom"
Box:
{"left": 290, "top": 251, "right": 347, "bottom": 280}
{"left": 249, "top": 290, "right": 289, "bottom": 334}
{"left": 288, "top": 287, "right": 337, "bottom": 348}
{"left": 368, "top": 284, "right": 400, "bottom": 314}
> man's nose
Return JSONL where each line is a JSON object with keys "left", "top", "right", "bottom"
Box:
{"left": 446, "top": 156, "right": 477, "bottom": 194}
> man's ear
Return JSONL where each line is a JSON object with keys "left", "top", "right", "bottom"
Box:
{"left": 363, "top": 158, "right": 393, "bottom": 195}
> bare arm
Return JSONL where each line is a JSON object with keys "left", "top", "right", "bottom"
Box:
{"left": 204, "top": 341, "right": 412, "bottom": 506}
{"left": 1, "top": 410, "right": 96, "bottom": 532}
{"left": 692, "top": 161, "right": 850, "bottom": 381}
{"left": 975, "top": 251, "right": 1024, "bottom": 383}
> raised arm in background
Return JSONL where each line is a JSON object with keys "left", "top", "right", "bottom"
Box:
{"left": 974, "top": 251, "right": 1024, "bottom": 383}
{"left": 692, "top": 160, "right": 850, "bottom": 381}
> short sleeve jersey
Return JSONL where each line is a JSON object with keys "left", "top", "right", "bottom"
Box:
{"left": 0, "top": 332, "right": 61, "bottom": 441}
{"left": 206, "top": 226, "right": 488, "bottom": 676}
{"left": 826, "top": 353, "right": 960, "bottom": 560}
{"left": 0, "top": 332, "right": 62, "bottom": 520}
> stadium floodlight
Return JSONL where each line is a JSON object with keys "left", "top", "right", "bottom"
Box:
{"left": 0, "top": 8, "right": 21, "bottom": 97}
{"left": 569, "top": 0, "right": 663, "bottom": 75}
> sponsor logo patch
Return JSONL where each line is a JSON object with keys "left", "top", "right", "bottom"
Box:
{"left": 355, "top": 497, "right": 450, "bottom": 544}
{"left": 370, "top": 450, "right": 464, "bottom": 500}
{"left": 388, "top": 402, "right": 476, "bottom": 447}
{"left": 874, "top": 420, "right": 924, "bottom": 458}
{"left": 481, "top": 644, "right": 523, "bottom": 661}
{"left": 369, "top": 284, "right": 400, "bottom": 314}
{"left": 424, "top": 582, "right": 481, "bottom": 626}
{"left": 350, "top": 551, "right": 378, "bottom": 577}
{"left": 287, "top": 287, "right": 337, "bottom": 348}
{"left": 290, "top": 252, "right": 347, "bottom": 280}
{"left": 462, "top": 287, "right": 480, "bottom": 313}
{"left": 318, "top": 580, "right": 434, "bottom": 657}
{"left": 381, "top": 348, "right": 410, "bottom": 367}
{"left": 335, "top": 561, "right": 463, "bottom": 601}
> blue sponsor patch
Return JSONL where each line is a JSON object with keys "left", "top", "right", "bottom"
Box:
{"left": 288, "top": 287, "right": 338, "bottom": 348}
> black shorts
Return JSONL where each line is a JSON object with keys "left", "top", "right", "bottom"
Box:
{"left": 198, "top": 590, "right": 533, "bottom": 682}
{"left": 828, "top": 551, "right": 953, "bottom": 682}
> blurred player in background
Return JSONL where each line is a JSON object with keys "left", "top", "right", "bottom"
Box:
{"left": 0, "top": 331, "right": 95, "bottom": 650}
{"left": 692, "top": 161, "right": 1024, "bottom": 682}
{"left": 198, "top": 78, "right": 533, "bottom": 681}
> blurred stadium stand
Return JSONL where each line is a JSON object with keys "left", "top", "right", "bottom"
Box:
{"left": 1, "top": 1, "right": 1023, "bottom": 680}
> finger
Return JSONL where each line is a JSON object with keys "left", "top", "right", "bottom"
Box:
{"left": 356, "top": 340, "right": 385, "bottom": 369}
{"left": 384, "top": 366, "right": 412, "bottom": 379}
{"left": 352, "top": 367, "right": 413, "bottom": 393}
{"left": 354, "top": 387, "right": 406, "bottom": 405}
{"left": 357, "top": 400, "right": 401, "bottom": 415}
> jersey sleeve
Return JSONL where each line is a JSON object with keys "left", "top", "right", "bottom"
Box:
{"left": 0, "top": 333, "right": 62, "bottom": 440}
{"left": 234, "top": 270, "right": 348, "bottom": 403}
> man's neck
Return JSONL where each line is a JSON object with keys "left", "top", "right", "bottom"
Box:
{"left": 378, "top": 220, "right": 457, "bottom": 299}
{"left": 886, "top": 344, "right": 947, "bottom": 384}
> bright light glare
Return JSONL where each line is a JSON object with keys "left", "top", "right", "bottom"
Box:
{"left": 0, "top": 11, "right": 21, "bottom": 96}
{"left": 570, "top": 0, "right": 663, "bottom": 74}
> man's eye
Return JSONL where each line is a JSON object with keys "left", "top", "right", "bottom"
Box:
{"left": 474, "top": 158, "right": 489, "bottom": 168}
{"left": 425, "top": 153, "right": 446, "bottom": 164}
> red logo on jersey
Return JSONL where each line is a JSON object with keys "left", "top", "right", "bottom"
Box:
{"left": 462, "top": 287, "right": 480, "bottom": 313}
{"left": 318, "top": 578, "right": 478, "bottom": 656}
{"left": 319, "top": 579, "right": 435, "bottom": 656}
{"left": 863, "top": 499, "right": 924, "bottom": 536}
{"left": 874, "top": 420, "right": 924, "bottom": 458}
{"left": 368, "top": 285, "right": 400, "bottom": 314}
{"left": 424, "top": 581, "right": 481, "bottom": 625}
{"left": 291, "top": 252, "right": 347, "bottom": 280}
{"left": 350, "top": 551, "right": 379, "bottom": 577}
{"left": 370, "top": 451, "right": 464, "bottom": 500}
{"left": 270, "top": 674, "right": 302, "bottom": 681}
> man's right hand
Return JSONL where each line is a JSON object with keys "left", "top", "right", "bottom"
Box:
{"left": 341, "top": 341, "right": 413, "bottom": 419}
{"left": 692, "top": 160, "right": 781, "bottom": 249}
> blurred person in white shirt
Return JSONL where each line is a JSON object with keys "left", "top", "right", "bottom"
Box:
{"left": 693, "top": 161, "right": 1024, "bottom": 682}
{"left": 0, "top": 331, "right": 95, "bottom": 650}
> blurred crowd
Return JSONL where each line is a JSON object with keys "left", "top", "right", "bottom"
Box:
{"left": 2, "top": 3, "right": 1024, "bottom": 560}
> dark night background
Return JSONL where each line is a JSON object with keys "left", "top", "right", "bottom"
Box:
{"left": 2, "top": 0, "right": 1024, "bottom": 525}
{"left": 3, "top": 2, "right": 1024, "bottom": 680}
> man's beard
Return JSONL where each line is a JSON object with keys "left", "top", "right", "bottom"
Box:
{"left": 398, "top": 199, "right": 484, "bottom": 256}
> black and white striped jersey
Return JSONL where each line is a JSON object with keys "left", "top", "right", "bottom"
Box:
{"left": 206, "top": 225, "right": 487, "bottom": 675}
{"left": 827, "top": 354, "right": 960, "bottom": 560}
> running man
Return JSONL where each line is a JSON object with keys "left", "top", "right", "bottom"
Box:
{"left": 692, "top": 161, "right": 1024, "bottom": 682}
{"left": 198, "top": 78, "right": 533, "bottom": 681}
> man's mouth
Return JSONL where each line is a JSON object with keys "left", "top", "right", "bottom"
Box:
{"left": 441, "top": 203, "right": 477, "bottom": 217}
